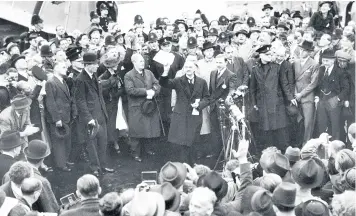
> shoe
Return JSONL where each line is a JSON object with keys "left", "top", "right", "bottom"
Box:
{"left": 133, "top": 156, "right": 142, "bottom": 162}
{"left": 58, "top": 167, "right": 71, "bottom": 172}
{"left": 93, "top": 170, "right": 100, "bottom": 177}
{"left": 103, "top": 167, "right": 114, "bottom": 173}
{"left": 146, "top": 150, "right": 155, "bottom": 156}
{"left": 66, "top": 161, "right": 75, "bottom": 166}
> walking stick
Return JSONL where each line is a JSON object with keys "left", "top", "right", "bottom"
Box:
{"left": 154, "top": 97, "right": 166, "bottom": 136}
{"left": 310, "top": 100, "right": 319, "bottom": 139}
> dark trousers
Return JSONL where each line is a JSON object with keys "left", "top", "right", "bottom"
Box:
{"left": 173, "top": 144, "right": 195, "bottom": 165}
{"left": 209, "top": 109, "right": 223, "bottom": 155}
{"left": 129, "top": 137, "right": 155, "bottom": 157}
{"left": 317, "top": 97, "right": 341, "bottom": 140}
{"left": 87, "top": 122, "right": 108, "bottom": 171}
{"left": 260, "top": 127, "right": 289, "bottom": 152}
{"left": 49, "top": 124, "right": 71, "bottom": 168}
{"left": 68, "top": 120, "right": 85, "bottom": 163}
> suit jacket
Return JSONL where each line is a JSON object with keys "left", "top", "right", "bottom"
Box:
{"left": 60, "top": 198, "right": 101, "bottom": 216}
{"left": 281, "top": 60, "right": 295, "bottom": 99}
{"left": 45, "top": 76, "right": 77, "bottom": 124}
{"left": 0, "top": 181, "right": 15, "bottom": 198}
{"left": 209, "top": 68, "right": 238, "bottom": 112}
{"left": 226, "top": 57, "right": 249, "bottom": 87}
{"left": 0, "top": 107, "right": 31, "bottom": 140}
{"left": 294, "top": 57, "right": 320, "bottom": 103}
{"left": 0, "top": 154, "right": 16, "bottom": 180}
{"left": 74, "top": 69, "right": 108, "bottom": 126}
{"left": 315, "top": 64, "right": 349, "bottom": 101}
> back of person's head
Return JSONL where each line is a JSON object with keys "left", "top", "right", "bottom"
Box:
{"left": 331, "top": 190, "right": 356, "bottom": 216}
{"left": 189, "top": 187, "right": 217, "bottom": 216}
{"left": 99, "top": 192, "right": 123, "bottom": 216}
{"left": 21, "top": 177, "right": 42, "bottom": 196}
{"left": 335, "top": 149, "right": 356, "bottom": 173}
{"left": 329, "top": 140, "right": 346, "bottom": 156}
{"left": 260, "top": 173, "right": 282, "bottom": 193}
{"left": 76, "top": 174, "right": 101, "bottom": 198}
{"left": 120, "top": 188, "right": 135, "bottom": 205}
{"left": 26, "top": 158, "right": 44, "bottom": 166}
{"left": 8, "top": 161, "right": 33, "bottom": 185}
{"left": 194, "top": 164, "right": 211, "bottom": 177}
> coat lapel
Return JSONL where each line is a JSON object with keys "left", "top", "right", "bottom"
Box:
{"left": 179, "top": 76, "right": 192, "bottom": 98}
{"left": 83, "top": 70, "right": 98, "bottom": 91}
{"left": 210, "top": 70, "right": 217, "bottom": 92}
{"left": 133, "top": 68, "right": 146, "bottom": 87}
{"left": 190, "top": 75, "right": 200, "bottom": 100}
{"left": 216, "top": 69, "right": 229, "bottom": 88}
{"left": 53, "top": 77, "right": 70, "bottom": 99}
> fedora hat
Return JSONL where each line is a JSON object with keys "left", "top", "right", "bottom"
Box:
{"left": 321, "top": 48, "right": 335, "bottom": 59}
{"left": 87, "top": 119, "right": 100, "bottom": 140}
{"left": 285, "top": 147, "right": 301, "bottom": 163}
{"left": 260, "top": 152, "right": 290, "bottom": 177}
{"left": 129, "top": 192, "right": 165, "bottom": 216}
{"left": 202, "top": 41, "right": 214, "bottom": 51}
{"left": 10, "top": 54, "right": 25, "bottom": 68}
{"left": 141, "top": 99, "right": 157, "bottom": 116}
{"left": 159, "top": 161, "right": 187, "bottom": 189}
{"left": 32, "top": 66, "right": 48, "bottom": 81}
{"left": 292, "top": 158, "right": 326, "bottom": 189}
{"left": 299, "top": 40, "right": 315, "bottom": 52}
{"left": 149, "top": 182, "right": 181, "bottom": 212}
{"left": 199, "top": 171, "right": 228, "bottom": 201}
{"left": 295, "top": 200, "right": 329, "bottom": 216}
{"left": 83, "top": 52, "right": 98, "bottom": 64}
{"left": 241, "top": 186, "right": 265, "bottom": 214}
{"left": 0, "top": 130, "right": 24, "bottom": 150}
{"left": 11, "top": 94, "right": 32, "bottom": 110}
{"left": 251, "top": 190, "right": 276, "bottom": 216}
{"left": 272, "top": 182, "right": 297, "bottom": 208}
{"left": 40, "top": 45, "right": 53, "bottom": 57}
{"left": 262, "top": 4, "right": 273, "bottom": 11}
{"left": 24, "top": 139, "right": 50, "bottom": 160}
{"left": 343, "top": 167, "right": 355, "bottom": 190}
{"left": 292, "top": 11, "right": 303, "bottom": 19}
{"left": 54, "top": 123, "right": 70, "bottom": 139}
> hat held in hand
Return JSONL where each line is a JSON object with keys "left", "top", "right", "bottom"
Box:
{"left": 159, "top": 161, "right": 187, "bottom": 189}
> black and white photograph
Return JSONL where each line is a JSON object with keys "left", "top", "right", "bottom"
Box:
{"left": 0, "top": 1, "right": 355, "bottom": 215}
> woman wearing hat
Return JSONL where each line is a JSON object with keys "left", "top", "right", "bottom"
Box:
{"left": 309, "top": 2, "right": 335, "bottom": 34}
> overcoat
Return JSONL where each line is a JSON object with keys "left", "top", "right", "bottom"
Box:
{"left": 124, "top": 68, "right": 161, "bottom": 138}
{"left": 0, "top": 154, "right": 16, "bottom": 180}
{"left": 159, "top": 75, "right": 209, "bottom": 146}
{"left": 250, "top": 60, "right": 293, "bottom": 131}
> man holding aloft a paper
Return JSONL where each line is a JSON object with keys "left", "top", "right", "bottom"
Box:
{"left": 159, "top": 60, "right": 210, "bottom": 165}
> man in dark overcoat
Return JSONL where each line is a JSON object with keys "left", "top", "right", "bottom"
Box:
{"left": 159, "top": 60, "right": 209, "bottom": 164}
{"left": 208, "top": 54, "right": 238, "bottom": 157}
{"left": 0, "top": 130, "right": 22, "bottom": 180}
{"left": 124, "top": 53, "right": 161, "bottom": 162}
{"left": 315, "top": 49, "right": 349, "bottom": 140}
{"left": 45, "top": 62, "right": 77, "bottom": 172}
{"left": 74, "top": 52, "right": 113, "bottom": 176}
{"left": 250, "top": 45, "right": 294, "bottom": 152}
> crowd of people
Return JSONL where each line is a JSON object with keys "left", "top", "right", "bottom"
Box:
{"left": 0, "top": 1, "right": 355, "bottom": 216}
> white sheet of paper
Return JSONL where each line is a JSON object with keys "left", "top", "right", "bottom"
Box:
{"left": 153, "top": 50, "right": 175, "bottom": 65}
{"left": 192, "top": 108, "right": 199, "bottom": 115}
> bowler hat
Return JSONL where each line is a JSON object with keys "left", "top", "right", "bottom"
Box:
{"left": 10, "top": 54, "right": 25, "bottom": 68}
{"left": 40, "top": 45, "right": 53, "bottom": 57}
{"left": 292, "top": 11, "right": 303, "bottom": 19}
{"left": 202, "top": 41, "right": 214, "bottom": 51}
{"left": 247, "top": 17, "right": 256, "bottom": 27}
{"left": 292, "top": 158, "right": 326, "bottom": 189}
{"left": 87, "top": 119, "right": 100, "bottom": 140}
{"left": 149, "top": 182, "right": 181, "bottom": 212}
{"left": 218, "top": 32, "right": 229, "bottom": 42}
{"left": 0, "top": 130, "right": 24, "bottom": 150}
{"left": 31, "top": 14, "right": 43, "bottom": 26}
{"left": 187, "top": 37, "right": 197, "bottom": 49}
{"left": 54, "top": 123, "right": 70, "bottom": 139}
{"left": 260, "top": 152, "right": 291, "bottom": 177}
{"left": 24, "top": 140, "right": 50, "bottom": 159}
{"left": 6, "top": 42, "right": 19, "bottom": 54}
{"left": 299, "top": 40, "right": 315, "bottom": 52}
{"left": 251, "top": 190, "right": 276, "bottom": 216}
{"left": 148, "top": 32, "right": 158, "bottom": 43}
{"left": 285, "top": 147, "right": 301, "bottom": 163}
{"left": 83, "top": 52, "right": 98, "bottom": 64}
{"left": 32, "top": 66, "right": 48, "bottom": 81}
{"left": 199, "top": 171, "right": 228, "bottom": 201}
{"left": 208, "top": 28, "right": 219, "bottom": 37}
{"left": 66, "top": 47, "right": 83, "bottom": 62}
{"left": 262, "top": 4, "right": 273, "bottom": 11}
{"left": 295, "top": 200, "right": 329, "bottom": 216}
{"left": 272, "top": 182, "right": 297, "bottom": 208}
{"left": 134, "top": 14, "right": 144, "bottom": 24}
{"left": 218, "top": 15, "right": 229, "bottom": 25}
{"left": 159, "top": 161, "right": 187, "bottom": 189}
{"left": 256, "top": 45, "right": 271, "bottom": 54}
{"left": 141, "top": 99, "right": 157, "bottom": 116}
{"left": 11, "top": 94, "right": 32, "bottom": 110}
{"left": 321, "top": 48, "right": 335, "bottom": 59}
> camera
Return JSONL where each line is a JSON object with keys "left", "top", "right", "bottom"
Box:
{"left": 141, "top": 171, "right": 157, "bottom": 186}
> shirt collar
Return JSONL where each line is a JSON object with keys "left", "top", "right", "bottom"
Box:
{"left": 1, "top": 152, "right": 14, "bottom": 158}
{"left": 85, "top": 69, "right": 93, "bottom": 79}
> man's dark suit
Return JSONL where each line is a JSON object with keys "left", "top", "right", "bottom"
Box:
{"left": 315, "top": 64, "right": 349, "bottom": 140}
{"left": 74, "top": 69, "right": 108, "bottom": 172}
{"left": 45, "top": 76, "right": 77, "bottom": 168}
{"left": 208, "top": 68, "right": 238, "bottom": 154}
{"left": 226, "top": 56, "right": 249, "bottom": 88}
{"left": 0, "top": 154, "right": 16, "bottom": 180}
{"left": 60, "top": 198, "right": 100, "bottom": 216}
